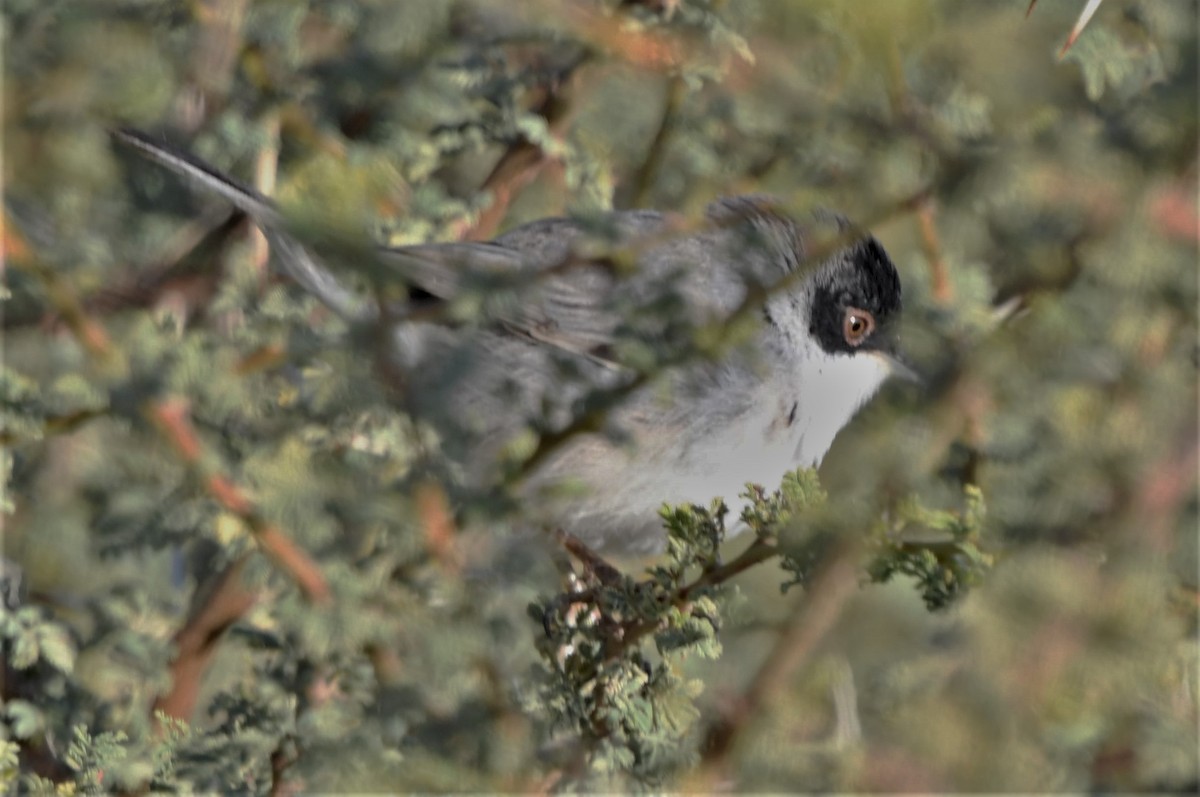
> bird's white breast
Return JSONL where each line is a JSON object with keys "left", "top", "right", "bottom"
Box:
{"left": 526, "top": 347, "right": 893, "bottom": 553}
{"left": 668, "top": 348, "right": 892, "bottom": 520}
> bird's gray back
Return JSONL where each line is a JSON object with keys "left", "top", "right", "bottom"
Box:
{"left": 388, "top": 198, "right": 804, "bottom": 496}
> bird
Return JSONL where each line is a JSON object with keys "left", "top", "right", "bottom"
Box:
{"left": 115, "top": 129, "right": 907, "bottom": 555}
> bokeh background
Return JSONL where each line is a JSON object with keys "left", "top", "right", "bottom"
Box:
{"left": 3, "top": 0, "right": 1197, "bottom": 792}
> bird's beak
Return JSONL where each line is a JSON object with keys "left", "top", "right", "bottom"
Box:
{"left": 878, "top": 352, "right": 924, "bottom": 385}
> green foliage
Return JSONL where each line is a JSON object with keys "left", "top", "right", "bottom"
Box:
{"left": 864, "top": 486, "right": 992, "bottom": 610}
{"left": 530, "top": 507, "right": 722, "bottom": 786}
{"left": 528, "top": 469, "right": 993, "bottom": 788}
{"left": 1, "top": 607, "right": 77, "bottom": 674}
{"left": 3, "top": 0, "right": 1196, "bottom": 792}
{"left": 63, "top": 725, "right": 130, "bottom": 792}
{"left": 530, "top": 472, "right": 826, "bottom": 787}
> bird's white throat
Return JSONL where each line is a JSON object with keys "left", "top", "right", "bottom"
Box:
{"left": 675, "top": 348, "right": 893, "bottom": 522}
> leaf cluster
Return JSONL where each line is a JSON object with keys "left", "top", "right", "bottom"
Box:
{"left": 2, "top": 0, "right": 1195, "bottom": 792}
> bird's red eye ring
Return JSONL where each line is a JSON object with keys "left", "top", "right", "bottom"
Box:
{"left": 842, "top": 307, "right": 875, "bottom": 347}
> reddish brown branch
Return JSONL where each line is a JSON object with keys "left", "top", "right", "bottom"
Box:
{"left": 564, "top": 4, "right": 692, "bottom": 72}
{"left": 13, "top": 250, "right": 118, "bottom": 363}
{"left": 415, "top": 481, "right": 462, "bottom": 574}
{"left": 254, "top": 524, "right": 331, "bottom": 604}
{"left": 148, "top": 399, "right": 331, "bottom": 605}
{"left": 234, "top": 342, "right": 288, "bottom": 375}
{"left": 150, "top": 398, "right": 205, "bottom": 462}
{"left": 455, "top": 63, "right": 585, "bottom": 242}
{"left": 1149, "top": 178, "right": 1200, "bottom": 244}
{"left": 461, "top": 138, "right": 550, "bottom": 242}
{"left": 681, "top": 536, "right": 781, "bottom": 601}
{"left": 1128, "top": 426, "right": 1199, "bottom": 555}
{"left": 0, "top": 209, "right": 245, "bottom": 335}
{"left": 601, "top": 536, "right": 784, "bottom": 667}
{"left": 153, "top": 555, "right": 257, "bottom": 721}
{"left": 916, "top": 197, "right": 952, "bottom": 304}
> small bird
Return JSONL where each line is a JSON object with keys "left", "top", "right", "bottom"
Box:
{"left": 116, "top": 130, "right": 907, "bottom": 554}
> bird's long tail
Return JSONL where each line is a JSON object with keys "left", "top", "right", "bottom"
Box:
{"left": 112, "top": 128, "right": 373, "bottom": 323}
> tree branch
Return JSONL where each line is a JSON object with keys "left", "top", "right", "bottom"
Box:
{"left": 153, "top": 555, "right": 257, "bottom": 722}
{"left": 454, "top": 51, "right": 589, "bottom": 242}
{"left": 148, "top": 398, "right": 331, "bottom": 605}
{"left": 691, "top": 540, "right": 863, "bottom": 787}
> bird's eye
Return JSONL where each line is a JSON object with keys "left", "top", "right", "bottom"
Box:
{"left": 842, "top": 307, "right": 875, "bottom": 347}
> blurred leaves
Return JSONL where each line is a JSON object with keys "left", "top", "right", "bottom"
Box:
{"left": 864, "top": 485, "right": 991, "bottom": 611}
{"left": 3, "top": 0, "right": 1197, "bottom": 792}
{"left": 1, "top": 608, "right": 77, "bottom": 674}
{"left": 530, "top": 472, "right": 824, "bottom": 787}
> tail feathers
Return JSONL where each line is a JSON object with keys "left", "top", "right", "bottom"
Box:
{"left": 113, "top": 129, "right": 279, "bottom": 222}
{"left": 113, "top": 128, "right": 372, "bottom": 323}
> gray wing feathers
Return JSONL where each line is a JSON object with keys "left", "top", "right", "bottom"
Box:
{"left": 115, "top": 130, "right": 774, "bottom": 369}
{"left": 116, "top": 126, "right": 627, "bottom": 353}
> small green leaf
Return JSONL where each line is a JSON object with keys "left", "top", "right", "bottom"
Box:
{"left": 9, "top": 628, "right": 38, "bottom": 670}
{"left": 35, "top": 623, "right": 76, "bottom": 674}
{"left": 0, "top": 738, "right": 19, "bottom": 770}
{"left": 5, "top": 700, "right": 44, "bottom": 739}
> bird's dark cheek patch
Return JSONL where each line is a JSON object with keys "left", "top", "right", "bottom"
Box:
{"left": 787, "top": 401, "right": 798, "bottom": 426}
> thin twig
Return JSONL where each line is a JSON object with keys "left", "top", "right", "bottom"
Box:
{"left": 630, "top": 75, "right": 685, "bottom": 208}
{"left": 595, "top": 535, "right": 780, "bottom": 663}
{"left": 251, "top": 110, "right": 281, "bottom": 279}
{"left": 916, "top": 197, "right": 952, "bottom": 303}
{"left": 268, "top": 736, "right": 298, "bottom": 797}
{"left": 0, "top": 407, "right": 109, "bottom": 446}
{"left": 55, "top": 209, "right": 240, "bottom": 325}
{"left": 559, "top": 1, "right": 694, "bottom": 73}
{"left": 17, "top": 254, "right": 120, "bottom": 365}
{"left": 455, "top": 54, "right": 589, "bottom": 242}
{"left": 624, "top": 0, "right": 729, "bottom": 208}
{"left": 177, "top": 0, "right": 249, "bottom": 130}
{"left": 682, "top": 535, "right": 780, "bottom": 599}
{"left": 690, "top": 540, "right": 863, "bottom": 787}
{"left": 415, "top": 480, "right": 462, "bottom": 574}
{"left": 10, "top": 247, "right": 330, "bottom": 604}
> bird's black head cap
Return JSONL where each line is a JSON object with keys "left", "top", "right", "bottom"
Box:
{"left": 807, "top": 236, "right": 903, "bottom": 356}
